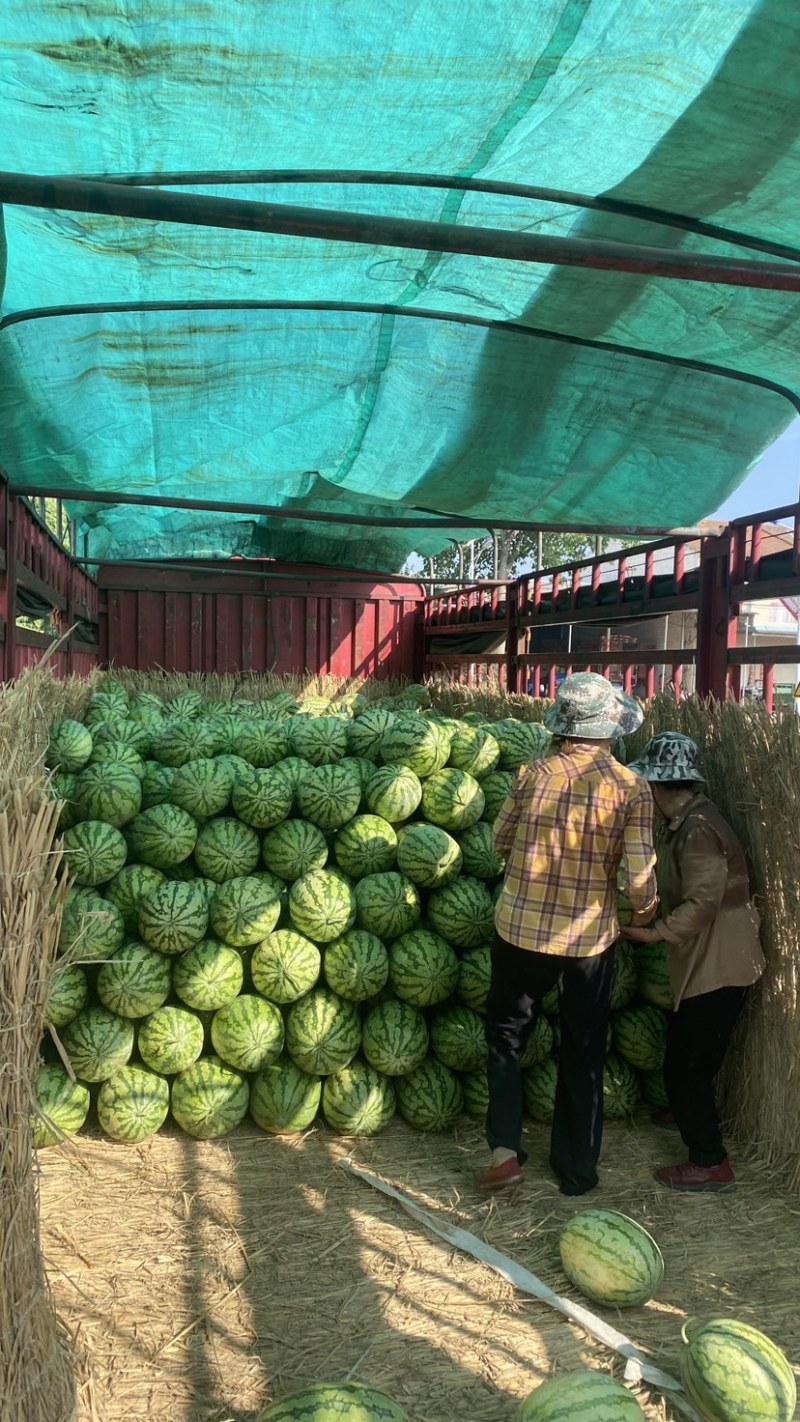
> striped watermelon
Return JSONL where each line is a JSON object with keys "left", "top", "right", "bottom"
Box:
{"left": 97, "top": 1065, "right": 171, "bottom": 1143}
{"left": 457, "top": 944, "right": 491, "bottom": 1013}
{"left": 288, "top": 715, "right": 348, "bottom": 765}
{"left": 285, "top": 988, "right": 361, "bottom": 1075}
{"left": 395, "top": 823, "right": 462, "bottom": 889}
{"left": 493, "top": 719, "right": 551, "bottom": 772}
{"left": 523, "top": 1057, "right": 558, "bottom": 1121}
{"left": 273, "top": 756, "right": 312, "bottom": 797}
{"left": 448, "top": 725, "right": 501, "bottom": 779}
{"left": 430, "top": 1005, "right": 486, "bottom": 1071}
{"left": 262, "top": 818, "right": 328, "bottom": 881}
{"left": 354, "top": 872, "right": 421, "bottom": 940}
{"left": 456, "top": 822, "right": 505, "bottom": 879}
{"left": 426, "top": 877, "right": 495, "bottom": 949}
{"left": 603, "top": 1054, "right": 641, "bottom": 1119}
{"left": 379, "top": 714, "right": 450, "bottom": 778}
{"left": 289, "top": 869, "right": 357, "bottom": 944}
{"left": 296, "top": 763, "right": 362, "bottom": 832}
{"left": 171, "top": 1056, "right": 250, "bottom": 1138}
{"left": 91, "top": 716, "right": 151, "bottom": 758}
{"left": 338, "top": 755, "right": 376, "bottom": 793}
{"left": 104, "top": 864, "right": 167, "bottom": 933}
{"left": 257, "top": 1383, "right": 408, "bottom": 1422}
{"left": 171, "top": 757, "right": 232, "bottom": 818}
{"left": 128, "top": 691, "right": 165, "bottom": 723}
{"left": 97, "top": 942, "right": 173, "bottom": 1017}
{"left": 62, "top": 1006, "right": 135, "bottom": 1082}
{"left": 388, "top": 929, "right": 459, "bottom": 1007}
{"left": 518, "top": 1372, "right": 645, "bottom": 1420}
{"left": 209, "top": 875, "right": 281, "bottom": 947}
{"left": 230, "top": 765, "right": 293, "bottom": 828}
{"left": 138, "top": 881, "right": 209, "bottom": 955}
{"left": 45, "top": 963, "right": 89, "bottom": 1028}
{"left": 365, "top": 765, "right": 423, "bottom": 824}
{"left": 126, "top": 804, "right": 198, "bottom": 869}
{"left": 680, "top": 1318, "right": 796, "bottom": 1422}
{"left": 250, "top": 1057, "right": 322, "bottom": 1134}
{"left": 61, "top": 820, "right": 128, "bottom": 887}
{"left": 322, "top": 1061, "right": 396, "bottom": 1136}
{"left": 559, "top": 1208, "right": 664, "bottom": 1307}
{"left": 395, "top": 1059, "right": 463, "bottom": 1132}
{"left": 47, "top": 719, "right": 93, "bottom": 773}
{"left": 137, "top": 1005, "right": 205, "bottom": 1074}
{"left": 140, "top": 761, "right": 177, "bottom": 809}
{"left": 324, "top": 930, "right": 389, "bottom": 1002}
{"left": 334, "top": 815, "right": 398, "bottom": 878}
{"left": 634, "top": 940, "right": 674, "bottom": 1011}
{"left": 90, "top": 740, "right": 146, "bottom": 781}
{"left": 640, "top": 1068, "right": 669, "bottom": 1111}
{"left": 613, "top": 1004, "right": 668, "bottom": 1072}
{"left": 164, "top": 690, "right": 204, "bottom": 719}
{"left": 251, "top": 930, "right": 322, "bottom": 1004}
{"left": 361, "top": 999, "right": 429, "bottom": 1076}
{"left": 610, "top": 941, "right": 638, "bottom": 1010}
{"left": 233, "top": 719, "right": 290, "bottom": 767}
{"left": 58, "top": 891, "right": 125, "bottom": 963}
{"left": 153, "top": 717, "right": 219, "bottom": 767}
{"left": 479, "top": 770, "right": 514, "bottom": 823}
{"left": 211, "top": 994, "right": 285, "bottom": 1072}
{"left": 32, "top": 1064, "right": 91, "bottom": 1147}
{"left": 194, "top": 817, "right": 261, "bottom": 882}
{"left": 72, "top": 761, "right": 142, "bottom": 828}
{"left": 173, "top": 938, "right": 244, "bottom": 1010}
{"left": 461, "top": 1068, "right": 489, "bottom": 1119}
{"left": 51, "top": 771, "right": 79, "bottom": 830}
{"left": 346, "top": 706, "right": 397, "bottom": 762}
{"left": 421, "top": 768, "right": 485, "bottom": 832}
{"left": 520, "top": 1015, "right": 554, "bottom": 1068}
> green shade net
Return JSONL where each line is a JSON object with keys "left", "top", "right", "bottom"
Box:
{"left": 0, "top": 0, "right": 799, "bottom": 570}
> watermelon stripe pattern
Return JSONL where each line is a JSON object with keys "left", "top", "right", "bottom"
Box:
{"left": 518, "top": 1372, "right": 646, "bottom": 1421}
{"left": 680, "top": 1318, "right": 796, "bottom": 1422}
{"left": 558, "top": 1208, "right": 664, "bottom": 1308}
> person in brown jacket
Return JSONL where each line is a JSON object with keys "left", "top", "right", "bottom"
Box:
{"left": 623, "top": 731, "right": 765, "bottom": 1193}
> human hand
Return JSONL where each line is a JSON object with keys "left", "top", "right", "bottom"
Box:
{"left": 620, "top": 924, "right": 663, "bottom": 944}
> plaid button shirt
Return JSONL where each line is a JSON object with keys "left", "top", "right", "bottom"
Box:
{"left": 492, "top": 742, "right": 658, "bottom": 957}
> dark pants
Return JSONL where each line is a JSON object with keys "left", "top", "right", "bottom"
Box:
{"left": 665, "top": 985, "right": 747, "bottom": 1167}
{"left": 485, "top": 933, "right": 615, "bottom": 1193}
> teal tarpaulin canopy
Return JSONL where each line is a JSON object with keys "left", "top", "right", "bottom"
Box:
{"left": 0, "top": 0, "right": 799, "bottom": 570}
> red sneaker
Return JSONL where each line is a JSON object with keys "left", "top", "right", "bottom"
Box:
{"left": 654, "top": 1159, "right": 736, "bottom": 1193}
{"left": 650, "top": 1110, "right": 679, "bottom": 1130}
{"left": 476, "top": 1157, "right": 523, "bottom": 1193}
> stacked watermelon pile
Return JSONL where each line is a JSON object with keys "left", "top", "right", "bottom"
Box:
{"left": 37, "top": 679, "right": 673, "bottom": 1147}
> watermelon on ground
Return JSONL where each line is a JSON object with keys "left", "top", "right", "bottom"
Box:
{"left": 251, "top": 930, "right": 322, "bottom": 1004}
{"left": 421, "top": 768, "right": 485, "bottom": 832}
{"left": 211, "top": 995, "right": 285, "bottom": 1072}
{"left": 231, "top": 765, "right": 293, "bottom": 828}
{"left": 461, "top": 1068, "right": 489, "bottom": 1119}
{"left": 91, "top": 716, "right": 151, "bottom": 758}
{"left": 171, "top": 1056, "right": 250, "bottom": 1138}
{"left": 288, "top": 715, "right": 348, "bottom": 765}
{"left": 523, "top": 1057, "right": 558, "bottom": 1121}
{"left": 559, "top": 1208, "right": 664, "bottom": 1307}
{"left": 97, "top": 1065, "right": 171, "bottom": 1143}
{"left": 32, "top": 1064, "right": 91, "bottom": 1147}
{"left": 430, "top": 1004, "right": 487, "bottom": 1072}
{"left": 610, "top": 940, "right": 638, "bottom": 1010}
{"left": 138, "top": 880, "right": 209, "bottom": 955}
{"left": 395, "top": 823, "right": 462, "bottom": 888}
{"left": 365, "top": 764, "right": 423, "bottom": 824}
{"left": 457, "top": 944, "right": 491, "bottom": 1013}
{"left": 140, "top": 761, "right": 177, "bottom": 809}
{"left": 322, "top": 1061, "right": 396, "bottom": 1136}
{"left": 493, "top": 719, "right": 551, "bottom": 772}
{"left": 61, "top": 820, "right": 128, "bottom": 887}
{"left": 97, "top": 941, "right": 173, "bottom": 1018}
{"left": 603, "top": 1053, "right": 642, "bottom": 1118}
{"left": 61, "top": 1006, "right": 135, "bottom": 1082}
{"left": 104, "top": 864, "right": 167, "bottom": 933}
{"left": 137, "top": 1005, "right": 205, "bottom": 1074}
{"left": 354, "top": 872, "right": 421, "bottom": 940}
{"left": 520, "top": 1015, "right": 554, "bottom": 1068}
{"left": 209, "top": 875, "right": 281, "bottom": 947}
{"left": 45, "top": 963, "right": 89, "bottom": 1028}
{"left": 334, "top": 815, "right": 398, "bottom": 878}
{"left": 448, "top": 724, "right": 501, "bottom": 779}
{"left": 324, "top": 930, "right": 389, "bottom": 1002}
{"left": 47, "top": 719, "right": 93, "bottom": 773}
{"left": 361, "top": 999, "right": 429, "bottom": 1076}
{"left": 296, "top": 763, "right": 362, "bottom": 832}
{"left": 72, "top": 761, "right": 142, "bottom": 828}
{"left": 194, "top": 817, "right": 261, "bottom": 882}
{"left": 171, "top": 757, "right": 232, "bottom": 818}
{"left": 233, "top": 719, "right": 290, "bottom": 768}
{"left": 284, "top": 988, "right": 362, "bottom": 1075}
{"left": 634, "top": 940, "right": 674, "bottom": 1011}
{"left": 680, "top": 1318, "right": 796, "bottom": 1422}
{"left": 256, "top": 1383, "right": 408, "bottom": 1422}
{"left": 613, "top": 1003, "right": 668, "bottom": 1072}
{"left": 126, "top": 804, "right": 198, "bottom": 869}
{"left": 479, "top": 770, "right": 514, "bottom": 824}
{"left": 58, "top": 891, "right": 125, "bottom": 963}
{"left": 379, "top": 714, "right": 450, "bottom": 778}
{"left": 456, "top": 822, "right": 505, "bottom": 880}
{"left": 395, "top": 1059, "right": 463, "bottom": 1132}
{"left": 261, "top": 818, "right": 328, "bottom": 881}
{"left": 289, "top": 869, "right": 357, "bottom": 944}
{"left": 388, "top": 929, "right": 459, "bottom": 1007}
{"left": 518, "top": 1372, "right": 645, "bottom": 1421}
{"left": 152, "top": 717, "right": 218, "bottom": 767}
{"left": 173, "top": 938, "right": 245, "bottom": 1011}
{"left": 345, "top": 707, "right": 397, "bottom": 762}
{"left": 426, "top": 877, "right": 495, "bottom": 949}
{"left": 250, "top": 1057, "right": 322, "bottom": 1135}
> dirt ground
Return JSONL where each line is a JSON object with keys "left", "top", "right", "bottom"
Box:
{"left": 39, "top": 1113, "right": 800, "bottom": 1422}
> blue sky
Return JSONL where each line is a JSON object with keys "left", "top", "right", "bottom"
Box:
{"left": 712, "top": 419, "right": 799, "bottom": 520}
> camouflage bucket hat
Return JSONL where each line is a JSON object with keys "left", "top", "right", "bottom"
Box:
{"left": 543, "top": 672, "right": 644, "bottom": 741}
{"left": 628, "top": 731, "right": 705, "bottom": 782}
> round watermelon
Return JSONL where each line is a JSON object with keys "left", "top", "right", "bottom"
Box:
{"left": 194, "top": 817, "right": 261, "bottom": 882}
{"left": 517, "top": 1372, "right": 645, "bottom": 1421}
{"left": 211, "top": 994, "right": 285, "bottom": 1072}
{"left": 365, "top": 765, "right": 423, "bottom": 824}
{"left": 289, "top": 869, "right": 357, "bottom": 944}
{"left": 171, "top": 757, "right": 232, "bottom": 818}
{"left": 346, "top": 706, "right": 397, "bottom": 762}
{"left": 61, "top": 820, "right": 128, "bottom": 887}
{"left": 430, "top": 1004, "right": 486, "bottom": 1072}
{"left": 251, "top": 929, "right": 322, "bottom": 1004}
{"left": 520, "top": 1015, "right": 554, "bottom": 1068}
{"left": 256, "top": 1383, "right": 408, "bottom": 1422}
{"left": 461, "top": 1068, "right": 489, "bottom": 1119}
{"left": 97, "top": 941, "right": 173, "bottom": 1018}
{"left": 640, "top": 1068, "right": 670, "bottom": 1111}
{"left": 272, "top": 756, "right": 312, "bottom": 797}
{"left": 172, "top": 938, "right": 244, "bottom": 1010}
{"left": 62, "top": 1006, "right": 135, "bottom": 1082}
{"left": 262, "top": 818, "right": 329, "bottom": 881}
{"left": 91, "top": 716, "right": 151, "bottom": 758}
{"left": 426, "top": 877, "right": 495, "bottom": 949}
{"left": 296, "top": 762, "right": 363, "bottom": 832}
{"left": 354, "top": 872, "right": 421, "bottom": 940}
{"left": 288, "top": 715, "right": 348, "bottom": 765}
{"left": 448, "top": 724, "right": 501, "bottom": 779}
{"left": 380, "top": 714, "right": 450, "bottom": 778}
{"left": 457, "top": 944, "right": 491, "bottom": 1013}
{"left": 44, "top": 962, "right": 89, "bottom": 1028}
{"left": 603, "top": 1053, "right": 641, "bottom": 1119}
{"left": 322, "top": 1061, "right": 396, "bottom": 1137}
{"left": 140, "top": 761, "right": 177, "bottom": 810}
{"left": 233, "top": 719, "right": 290, "bottom": 768}
{"left": 613, "top": 1004, "right": 668, "bottom": 1072}
{"left": 47, "top": 719, "right": 93, "bottom": 773}
{"left": 97, "top": 1065, "right": 171, "bottom": 1143}
{"left": 324, "top": 930, "right": 389, "bottom": 1002}
{"left": 610, "top": 941, "right": 638, "bottom": 1010}
{"left": 137, "top": 1005, "right": 205, "bottom": 1074}
{"left": 89, "top": 740, "right": 146, "bottom": 782}
{"left": 250, "top": 1057, "right": 322, "bottom": 1135}
{"left": 126, "top": 804, "right": 198, "bottom": 869}
{"left": 559, "top": 1208, "right": 664, "bottom": 1307}
{"left": 493, "top": 719, "right": 551, "bottom": 772}
{"left": 58, "top": 891, "right": 126, "bottom": 963}
{"left": 152, "top": 717, "right": 218, "bottom": 767}
{"left": 479, "top": 770, "right": 514, "bottom": 824}
{"left": 72, "top": 761, "right": 142, "bottom": 829}
{"left": 334, "top": 815, "right": 398, "bottom": 878}
{"left": 231, "top": 765, "right": 293, "bottom": 829}
{"left": 634, "top": 940, "right": 674, "bottom": 1011}
{"left": 138, "top": 880, "right": 209, "bottom": 955}
{"left": 388, "top": 930, "right": 459, "bottom": 1007}
{"left": 395, "top": 1059, "right": 464, "bottom": 1132}
{"left": 165, "top": 691, "right": 205, "bottom": 719}
{"left": 104, "top": 864, "right": 167, "bottom": 933}
{"left": 523, "top": 1057, "right": 558, "bottom": 1121}
{"left": 51, "top": 771, "right": 79, "bottom": 830}
{"left": 395, "top": 823, "right": 462, "bottom": 889}
{"left": 209, "top": 875, "right": 281, "bottom": 948}
{"left": 456, "top": 822, "right": 505, "bottom": 880}
{"left": 284, "top": 988, "right": 362, "bottom": 1075}
{"left": 680, "top": 1317, "right": 796, "bottom": 1422}
{"left": 421, "top": 768, "right": 485, "bottom": 832}
{"left": 361, "top": 1000, "right": 429, "bottom": 1076}
{"left": 171, "top": 1056, "right": 250, "bottom": 1138}
{"left": 32, "top": 1064, "right": 91, "bottom": 1147}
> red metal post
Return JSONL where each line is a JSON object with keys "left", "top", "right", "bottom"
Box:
{"left": 696, "top": 535, "right": 738, "bottom": 699}
{"left": 506, "top": 582, "right": 520, "bottom": 695}
{"left": 750, "top": 521, "right": 763, "bottom": 581}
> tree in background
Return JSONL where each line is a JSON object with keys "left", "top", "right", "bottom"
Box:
{"left": 411, "top": 529, "right": 613, "bottom": 582}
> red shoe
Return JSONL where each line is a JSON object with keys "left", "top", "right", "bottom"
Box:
{"left": 650, "top": 1110, "right": 679, "bottom": 1130}
{"left": 654, "top": 1159, "right": 736, "bottom": 1193}
{"left": 476, "top": 1157, "right": 523, "bottom": 1193}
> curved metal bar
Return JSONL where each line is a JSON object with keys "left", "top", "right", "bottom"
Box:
{"left": 1, "top": 172, "right": 800, "bottom": 290}
{"left": 53, "top": 167, "right": 800, "bottom": 263}
{"left": 3, "top": 297, "right": 798, "bottom": 415}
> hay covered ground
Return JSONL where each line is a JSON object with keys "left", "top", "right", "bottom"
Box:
{"left": 41, "top": 1114, "right": 800, "bottom": 1422}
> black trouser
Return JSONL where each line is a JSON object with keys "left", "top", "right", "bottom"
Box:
{"left": 485, "top": 933, "right": 616, "bottom": 1192}
{"left": 664, "top": 985, "right": 747, "bottom": 1167}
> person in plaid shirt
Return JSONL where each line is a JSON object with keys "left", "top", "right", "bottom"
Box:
{"left": 478, "top": 673, "right": 658, "bottom": 1197}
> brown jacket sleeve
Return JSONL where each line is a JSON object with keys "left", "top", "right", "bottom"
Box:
{"left": 658, "top": 821, "right": 728, "bottom": 945}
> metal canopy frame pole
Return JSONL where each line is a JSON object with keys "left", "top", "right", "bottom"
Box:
{"left": 2, "top": 172, "right": 800, "bottom": 290}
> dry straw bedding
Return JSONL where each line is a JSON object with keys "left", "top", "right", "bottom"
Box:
{"left": 41, "top": 1117, "right": 800, "bottom": 1422}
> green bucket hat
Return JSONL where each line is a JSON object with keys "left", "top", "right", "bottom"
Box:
{"left": 628, "top": 731, "right": 706, "bottom": 782}
{"left": 543, "top": 672, "right": 644, "bottom": 741}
